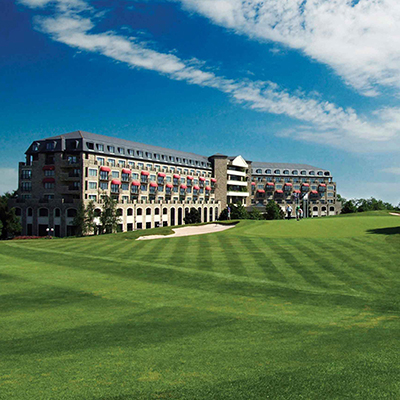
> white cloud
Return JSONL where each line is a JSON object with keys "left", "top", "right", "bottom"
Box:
{"left": 0, "top": 168, "right": 18, "bottom": 196}
{"left": 382, "top": 167, "right": 400, "bottom": 175}
{"left": 179, "top": 0, "right": 400, "bottom": 96}
{"left": 339, "top": 181, "right": 400, "bottom": 205}
{"left": 18, "top": 0, "right": 400, "bottom": 153}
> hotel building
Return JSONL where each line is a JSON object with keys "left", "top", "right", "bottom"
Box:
{"left": 10, "top": 131, "right": 341, "bottom": 237}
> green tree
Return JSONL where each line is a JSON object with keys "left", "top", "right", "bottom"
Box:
{"left": 265, "top": 200, "right": 283, "bottom": 220}
{"left": 0, "top": 193, "right": 22, "bottom": 239}
{"left": 184, "top": 208, "right": 202, "bottom": 224}
{"left": 341, "top": 200, "right": 357, "bottom": 214}
{"left": 99, "top": 196, "right": 120, "bottom": 234}
{"left": 248, "top": 208, "right": 264, "bottom": 220}
{"left": 73, "top": 201, "right": 87, "bottom": 237}
{"left": 0, "top": 220, "right": 3, "bottom": 237}
{"left": 85, "top": 200, "right": 97, "bottom": 234}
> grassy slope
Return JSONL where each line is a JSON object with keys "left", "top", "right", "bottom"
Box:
{"left": 0, "top": 213, "right": 399, "bottom": 399}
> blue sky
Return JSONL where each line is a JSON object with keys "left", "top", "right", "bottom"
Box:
{"left": 1, "top": 0, "right": 400, "bottom": 204}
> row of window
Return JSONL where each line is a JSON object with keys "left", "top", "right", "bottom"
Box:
{"left": 254, "top": 177, "right": 331, "bottom": 184}
{"left": 85, "top": 194, "right": 212, "bottom": 203}
{"left": 92, "top": 142, "right": 211, "bottom": 168}
{"left": 254, "top": 168, "right": 330, "bottom": 176}
{"left": 255, "top": 184, "right": 334, "bottom": 191}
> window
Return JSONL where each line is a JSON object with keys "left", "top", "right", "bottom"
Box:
{"left": 112, "top": 171, "right": 119, "bottom": 178}
{"left": 137, "top": 208, "right": 143, "bottom": 216}
{"left": 97, "top": 144, "right": 104, "bottom": 151}
{"left": 137, "top": 150, "right": 143, "bottom": 157}
{"left": 108, "top": 159, "right": 116, "bottom": 167}
{"left": 128, "top": 161, "right": 135, "bottom": 168}
{"left": 132, "top": 173, "right": 139, "bottom": 180}
{"left": 21, "top": 182, "right": 31, "bottom": 191}
{"left": 88, "top": 195, "right": 97, "bottom": 201}
{"left": 27, "top": 208, "right": 33, "bottom": 217}
{"left": 107, "top": 146, "right": 115, "bottom": 153}
{"left": 274, "top": 169, "right": 280, "bottom": 174}
{"left": 67, "top": 209, "right": 77, "bottom": 218}
{"left": 44, "top": 169, "right": 55, "bottom": 177}
{"left": 283, "top": 170, "right": 289, "bottom": 175}
{"left": 100, "top": 171, "right": 108, "bottom": 180}
{"left": 87, "top": 142, "right": 94, "bottom": 150}
{"left": 256, "top": 169, "right": 262, "bottom": 173}
{"left": 97, "top": 157, "right": 105, "bottom": 165}
{"left": 118, "top": 147, "right": 124, "bottom": 154}
{"left": 131, "top": 185, "right": 139, "bottom": 194}
{"left": 89, "top": 169, "right": 97, "bottom": 177}
{"left": 111, "top": 184, "right": 119, "bottom": 193}
{"left": 44, "top": 182, "right": 54, "bottom": 190}
{"left": 54, "top": 208, "right": 60, "bottom": 217}
{"left": 328, "top": 192, "right": 334, "bottom": 197}
{"left": 300, "top": 170, "right": 306, "bottom": 175}
{"left": 121, "top": 183, "right": 129, "bottom": 191}
{"left": 89, "top": 182, "right": 97, "bottom": 190}
{"left": 39, "top": 208, "right": 49, "bottom": 217}
{"left": 146, "top": 208, "right": 151, "bottom": 215}
{"left": 100, "top": 182, "right": 108, "bottom": 190}
{"left": 118, "top": 160, "right": 125, "bottom": 167}
{"left": 137, "top": 163, "right": 144, "bottom": 169}
{"left": 265, "top": 169, "right": 271, "bottom": 174}
{"left": 67, "top": 156, "right": 77, "bottom": 164}
{"left": 21, "top": 170, "right": 31, "bottom": 179}
{"left": 309, "top": 171, "right": 315, "bottom": 175}
{"left": 292, "top": 170, "right": 298, "bottom": 175}
{"left": 33, "top": 142, "right": 40, "bottom": 151}
{"left": 141, "top": 184, "right": 147, "bottom": 191}
{"left": 46, "top": 142, "right": 55, "bottom": 151}
{"left": 317, "top": 171, "right": 323, "bottom": 176}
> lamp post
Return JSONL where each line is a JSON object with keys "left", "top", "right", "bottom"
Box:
{"left": 46, "top": 227, "right": 54, "bottom": 238}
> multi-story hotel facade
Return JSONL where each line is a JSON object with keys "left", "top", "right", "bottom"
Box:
{"left": 10, "top": 131, "right": 341, "bottom": 237}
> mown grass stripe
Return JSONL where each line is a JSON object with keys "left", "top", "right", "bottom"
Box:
{"left": 215, "top": 234, "right": 248, "bottom": 276}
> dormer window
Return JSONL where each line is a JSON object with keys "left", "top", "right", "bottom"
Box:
{"left": 118, "top": 147, "right": 124, "bottom": 154}
{"left": 108, "top": 146, "right": 115, "bottom": 153}
{"left": 33, "top": 142, "right": 40, "bottom": 151}
{"left": 154, "top": 153, "right": 160, "bottom": 160}
{"left": 309, "top": 171, "right": 315, "bottom": 175}
{"left": 46, "top": 141, "right": 55, "bottom": 151}
{"left": 96, "top": 144, "right": 104, "bottom": 151}
{"left": 145, "top": 152, "right": 152, "bottom": 158}
{"left": 265, "top": 169, "right": 271, "bottom": 174}
{"left": 300, "top": 170, "right": 306, "bottom": 175}
{"left": 274, "top": 169, "right": 280, "bottom": 174}
{"left": 87, "top": 142, "right": 94, "bottom": 150}
{"left": 283, "top": 170, "right": 289, "bottom": 175}
{"left": 317, "top": 171, "right": 323, "bottom": 176}
{"left": 256, "top": 169, "right": 262, "bottom": 173}
{"left": 292, "top": 170, "right": 298, "bottom": 175}
{"left": 137, "top": 150, "right": 143, "bottom": 157}
{"left": 127, "top": 149, "right": 134, "bottom": 156}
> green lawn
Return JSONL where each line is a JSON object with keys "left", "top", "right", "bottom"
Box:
{"left": 1, "top": 213, "right": 400, "bottom": 399}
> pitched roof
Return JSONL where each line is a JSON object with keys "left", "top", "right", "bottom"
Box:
{"left": 252, "top": 161, "right": 328, "bottom": 173}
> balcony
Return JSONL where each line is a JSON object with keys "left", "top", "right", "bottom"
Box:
{"left": 226, "top": 191, "right": 249, "bottom": 197}
{"left": 227, "top": 180, "right": 247, "bottom": 187}
{"left": 227, "top": 169, "right": 246, "bottom": 177}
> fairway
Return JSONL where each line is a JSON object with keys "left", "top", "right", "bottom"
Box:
{"left": 1, "top": 214, "right": 400, "bottom": 399}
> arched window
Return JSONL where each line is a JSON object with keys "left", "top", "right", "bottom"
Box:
{"left": 127, "top": 208, "right": 133, "bottom": 216}
{"left": 27, "top": 207, "right": 33, "bottom": 217}
{"left": 274, "top": 169, "right": 280, "bottom": 174}
{"left": 54, "top": 208, "right": 61, "bottom": 217}
{"left": 313, "top": 206, "right": 318, "bottom": 211}
{"left": 265, "top": 169, "right": 272, "bottom": 174}
{"left": 322, "top": 206, "right": 326, "bottom": 211}
{"left": 146, "top": 208, "right": 151, "bottom": 215}
{"left": 324, "top": 171, "right": 330, "bottom": 176}
{"left": 292, "top": 170, "right": 298, "bottom": 175}
{"left": 14, "top": 207, "right": 21, "bottom": 216}
{"left": 137, "top": 208, "right": 143, "bottom": 216}
{"left": 94, "top": 208, "right": 101, "bottom": 217}
{"left": 317, "top": 171, "right": 323, "bottom": 176}
{"left": 39, "top": 208, "right": 49, "bottom": 217}
{"left": 117, "top": 208, "right": 123, "bottom": 217}
{"left": 256, "top": 169, "right": 262, "bottom": 173}
{"left": 66, "top": 209, "right": 76, "bottom": 218}
{"left": 309, "top": 171, "right": 315, "bottom": 175}
{"left": 300, "top": 170, "right": 306, "bottom": 175}
{"left": 329, "top": 206, "right": 335, "bottom": 212}
{"left": 283, "top": 170, "right": 289, "bottom": 175}
{"left": 163, "top": 208, "right": 168, "bottom": 215}
{"left": 155, "top": 208, "right": 160, "bottom": 215}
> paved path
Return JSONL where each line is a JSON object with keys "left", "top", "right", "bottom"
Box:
{"left": 136, "top": 223, "right": 235, "bottom": 240}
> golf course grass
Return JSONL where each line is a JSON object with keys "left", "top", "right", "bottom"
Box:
{"left": 0, "top": 213, "right": 399, "bottom": 399}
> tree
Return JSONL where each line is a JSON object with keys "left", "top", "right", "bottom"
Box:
{"left": 99, "top": 196, "right": 120, "bottom": 234}
{"left": 73, "top": 201, "right": 87, "bottom": 237}
{"left": 0, "top": 193, "right": 22, "bottom": 239}
{"left": 265, "top": 200, "right": 284, "bottom": 220}
{"left": 341, "top": 200, "right": 357, "bottom": 214}
{"left": 219, "top": 203, "right": 249, "bottom": 220}
{"left": 0, "top": 220, "right": 2, "bottom": 237}
{"left": 184, "top": 208, "right": 202, "bottom": 224}
{"left": 85, "top": 200, "right": 96, "bottom": 234}
{"left": 248, "top": 208, "right": 264, "bottom": 220}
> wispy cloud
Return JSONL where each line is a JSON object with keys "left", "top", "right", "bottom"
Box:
{"left": 179, "top": 0, "right": 400, "bottom": 97}
{"left": 382, "top": 167, "right": 400, "bottom": 175}
{"left": 17, "top": 0, "right": 400, "bottom": 153}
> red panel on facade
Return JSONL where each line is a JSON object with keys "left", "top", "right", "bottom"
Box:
{"left": 319, "top": 183, "right": 326, "bottom": 187}
{"left": 257, "top": 189, "right": 265, "bottom": 193}
{"left": 158, "top": 172, "right": 166, "bottom": 177}
{"left": 100, "top": 166, "right": 111, "bottom": 172}
{"left": 311, "top": 190, "right": 318, "bottom": 194}
{"left": 122, "top": 169, "right": 131, "bottom": 174}
{"left": 205, "top": 186, "right": 211, "bottom": 190}
{"left": 266, "top": 182, "right": 275, "bottom": 186}
{"left": 173, "top": 174, "right": 181, "bottom": 179}
{"left": 251, "top": 182, "right": 256, "bottom": 186}
{"left": 141, "top": 171, "right": 150, "bottom": 176}
{"left": 150, "top": 182, "right": 158, "bottom": 187}
{"left": 275, "top": 189, "right": 284, "bottom": 193}
{"left": 42, "top": 166, "right": 55, "bottom": 171}
{"left": 285, "top": 183, "right": 293, "bottom": 186}
{"left": 302, "top": 183, "right": 310, "bottom": 187}
{"left": 132, "top": 181, "right": 140, "bottom": 186}
{"left": 42, "top": 178, "right": 55, "bottom": 183}
{"left": 180, "top": 184, "right": 187, "bottom": 189}
{"left": 199, "top": 177, "right": 206, "bottom": 181}
{"left": 293, "top": 190, "right": 301, "bottom": 193}
{"left": 193, "top": 185, "right": 200, "bottom": 190}
{"left": 187, "top": 176, "right": 194, "bottom": 180}
{"left": 111, "top": 179, "right": 121, "bottom": 185}
{"left": 211, "top": 178, "right": 217, "bottom": 183}
{"left": 166, "top": 183, "right": 173, "bottom": 188}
